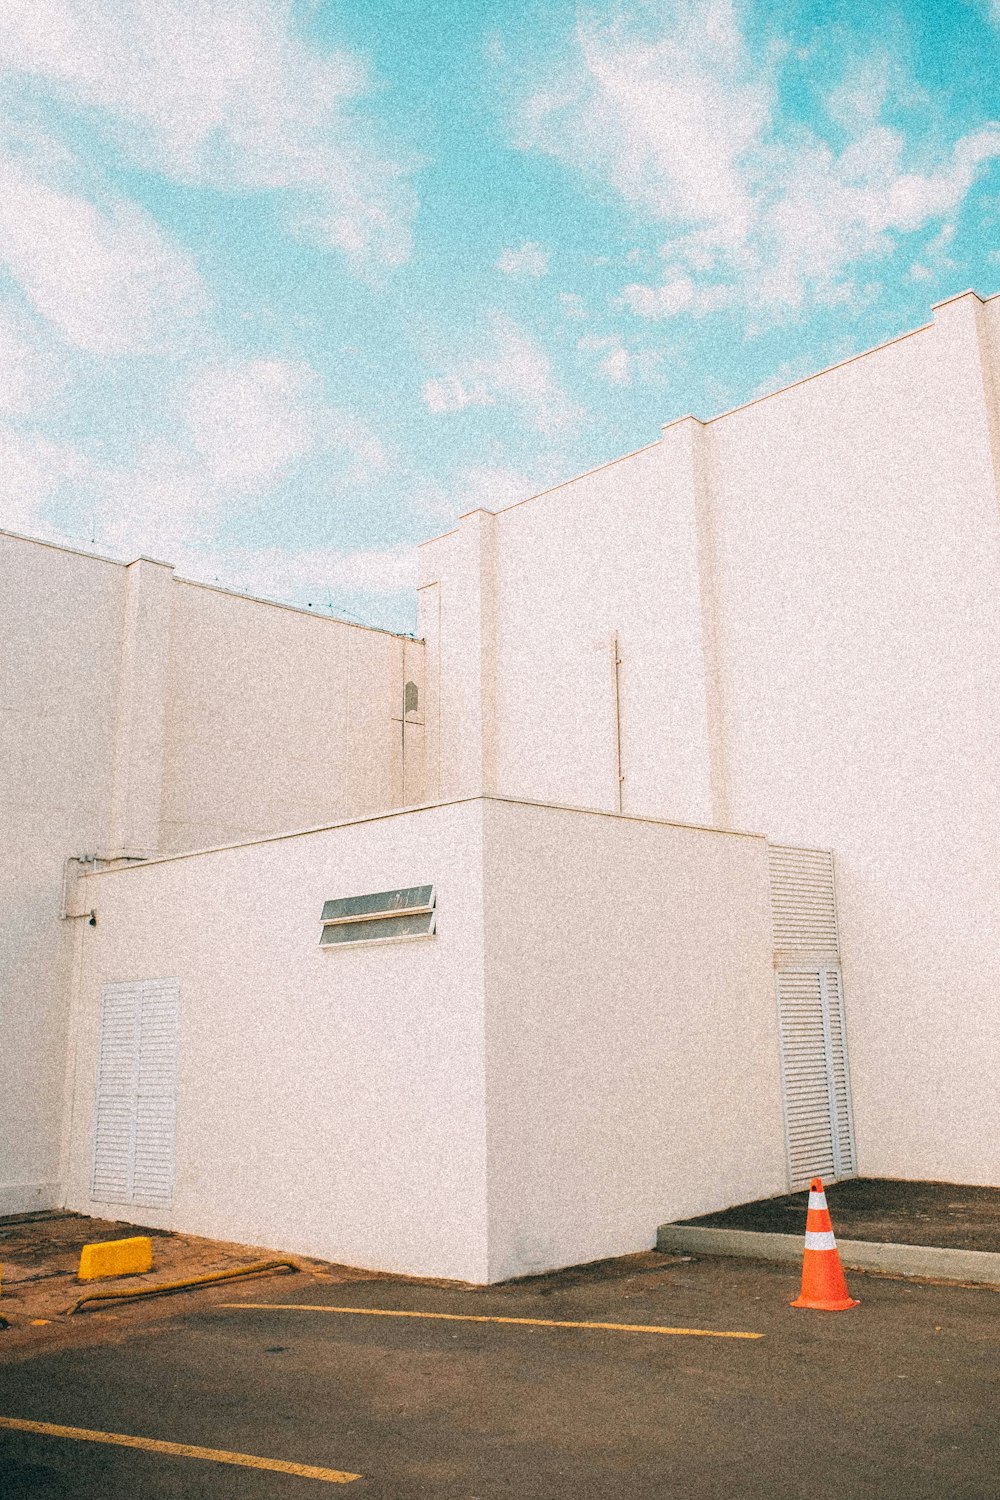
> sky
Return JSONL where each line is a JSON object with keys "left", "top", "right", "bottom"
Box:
{"left": 3, "top": 0, "right": 1000, "bottom": 633}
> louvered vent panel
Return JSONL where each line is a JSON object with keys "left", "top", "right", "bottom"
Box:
{"left": 776, "top": 969, "right": 836, "bottom": 1186}
{"left": 92, "top": 979, "right": 179, "bottom": 1209}
{"left": 768, "top": 845, "right": 839, "bottom": 955}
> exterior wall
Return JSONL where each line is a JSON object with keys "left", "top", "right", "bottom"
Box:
{"left": 62, "top": 795, "right": 782, "bottom": 1281}
{"left": 0, "top": 534, "right": 125, "bottom": 1212}
{"left": 482, "top": 799, "right": 784, "bottom": 1282}
{"left": 1, "top": 529, "right": 423, "bottom": 1216}
{"left": 159, "top": 580, "right": 425, "bottom": 853}
{"left": 418, "top": 434, "right": 719, "bottom": 826}
{"left": 707, "top": 292, "right": 1000, "bottom": 1185}
{"left": 63, "top": 801, "right": 489, "bottom": 1282}
{"left": 421, "top": 289, "right": 1000, "bottom": 1192}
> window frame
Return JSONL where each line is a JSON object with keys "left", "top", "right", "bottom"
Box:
{"left": 318, "top": 886, "right": 436, "bottom": 950}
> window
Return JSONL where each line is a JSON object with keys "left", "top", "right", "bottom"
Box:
{"left": 319, "top": 885, "right": 435, "bottom": 948}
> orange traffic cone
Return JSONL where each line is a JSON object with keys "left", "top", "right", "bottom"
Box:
{"left": 791, "top": 1177, "right": 859, "bottom": 1311}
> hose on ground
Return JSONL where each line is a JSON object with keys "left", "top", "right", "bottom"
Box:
{"left": 66, "top": 1258, "right": 300, "bottom": 1315}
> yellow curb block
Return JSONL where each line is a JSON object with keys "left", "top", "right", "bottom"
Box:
{"left": 78, "top": 1236, "right": 153, "bottom": 1281}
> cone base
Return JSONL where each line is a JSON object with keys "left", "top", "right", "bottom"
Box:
{"left": 791, "top": 1295, "right": 860, "bottom": 1311}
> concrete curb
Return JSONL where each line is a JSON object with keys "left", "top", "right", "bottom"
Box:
{"left": 656, "top": 1225, "right": 1000, "bottom": 1286}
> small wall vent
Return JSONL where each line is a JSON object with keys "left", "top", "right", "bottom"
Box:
{"left": 319, "top": 885, "right": 435, "bottom": 948}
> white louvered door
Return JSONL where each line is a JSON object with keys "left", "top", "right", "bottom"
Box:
{"left": 768, "top": 846, "right": 856, "bottom": 1190}
{"left": 93, "top": 979, "right": 180, "bottom": 1209}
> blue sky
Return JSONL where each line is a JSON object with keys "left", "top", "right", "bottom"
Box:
{"left": 3, "top": 0, "right": 1000, "bottom": 631}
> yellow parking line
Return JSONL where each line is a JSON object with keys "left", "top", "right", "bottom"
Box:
{"left": 0, "top": 1417, "right": 360, "bottom": 1484}
{"left": 222, "top": 1303, "right": 763, "bottom": 1340}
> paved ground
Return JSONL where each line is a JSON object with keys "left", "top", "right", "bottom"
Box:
{"left": 2, "top": 1245, "right": 998, "bottom": 1498}
{"left": 676, "top": 1178, "right": 1000, "bottom": 1252}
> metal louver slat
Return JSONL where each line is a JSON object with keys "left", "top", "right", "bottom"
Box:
{"left": 824, "top": 966, "right": 856, "bottom": 1176}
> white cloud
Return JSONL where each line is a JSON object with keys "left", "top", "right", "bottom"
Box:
{"left": 618, "top": 275, "right": 733, "bottom": 319}
{"left": 0, "top": 351, "right": 390, "bottom": 584}
{"left": 183, "top": 361, "right": 319, "bottom": 491}
{"left": 559, "top": 292, "right": 587, "bottom": 319}
{"left": 516, "top": 1, "right": 767, "bottom": 250}
{"left": 188, "top": 542, "right": 418, "bottom": 603}
{"left": 0, "top": 0, "right": 415, "bottom": 266}
{"left": 510, "top": 1, "right": 1000, "bottom": 318}
{"left": 577, "top": 332, "right": 667, "bottom": 387}
{"left": 496, "top": 241, "right": 550, "bottom": 277}
{"left": 0, "top": 148, "right": 206, "bottom": 353}
{"left": 422, "top": 376, "right": 494, "bottom": 415}
{"left": 600, "top": 346, "right": 631, "bottom": 384}
{"left": 0, "top": 425, "right": 91, "bottom": 532}
{"left": 0, "top": 304, "right": 65, "bottom": 415}
{"left": 423, "top": 313, "right": 580, "bottom": 434}
{"left": 411, "top": 461, "right": 556, "bottom": 527}
{"left": 181, "top": 357, "right": 388, "bottom": 493}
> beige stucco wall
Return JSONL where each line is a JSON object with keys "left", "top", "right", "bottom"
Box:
{"left": 0, "top": 534, "right": 126, "bottom": 1213}
{"left": 707, "top": 291, "right": 1000, "bottom": 1185}
{"left": 418, "top": 432, "right": 718, "bottom": 826}
{"left": 2, "top": 528, "right": 423, "bottom": 1214}
{"left": 63, "top": 795, "right": 782, "bottom": 1280}
{"left": 160, "top": 580, "right": 425, "bottom": 852}
{"left": 482, "top": 799, "right": 784, "bottom": 1281}
{"left": 420, "top": 289, "right": 1000, "bottom": 1191}
{"left": 64, "top": 801, "right": 490, "bottom": 1281}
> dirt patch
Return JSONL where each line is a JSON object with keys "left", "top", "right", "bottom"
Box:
{"left": 0, "top": 1211, "right": 379, "bottom": 1357}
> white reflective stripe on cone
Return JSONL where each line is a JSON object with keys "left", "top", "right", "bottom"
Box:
{"left": 804, "top": 1230, "right": 837, "bottom": 1251}
{"left": 807, "top": 1192, "right": 827, "bottom": 1211}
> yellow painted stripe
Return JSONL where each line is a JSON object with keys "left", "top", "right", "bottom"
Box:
{"left": 222, "top": 1302, "right": 763, "bottom": 1340}
{"left": 0, "top": 1417, "right": 360, "bottom": 1484}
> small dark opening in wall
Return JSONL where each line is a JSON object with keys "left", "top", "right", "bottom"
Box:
{"left": 404, "top": 681, "right": 419, "bottom": 715}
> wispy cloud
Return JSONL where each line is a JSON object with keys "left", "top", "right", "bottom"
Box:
{"left": 578, "top": 332, "right": 667, "bottom": 386}
{"left": 509, "top": 0, "right": 1000, "bottom": 318}
{"left": 0, "top": 0, "right": 416, "bottom": 266}
{"left": 0, "top": 352, "right": 392, "bottom": 591}
{"left": 618, "top": 276, "right": 730, "bottom": 319}
{"left": 411, "top": 461, "right": 553, "bottom": 525}
{"left": 0, "top": 304, "right": 66, "bottom": 415}
{"left": 0, "top": 425, "right": 91, "bottom": 533}
{"left": 183, "top": 542, "right": 418, "bottom": 605}
{"left": 0, "top": 139, "right": 206, "bottom": 352}
{"left": 181, "top": 359, "right": 387, "bottom": 493}
{"left": 422, "top": 312, "right": 580, "bottom": 434}
{"left": 559, "top": 292, "right": 587, "bottom": 319}
{"left": 496, "top": 241, "right": 550, "bottom": 277}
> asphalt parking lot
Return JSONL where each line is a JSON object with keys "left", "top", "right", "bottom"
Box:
{"left": 1, "top": 1248, "right": 998, "bottom": 1499}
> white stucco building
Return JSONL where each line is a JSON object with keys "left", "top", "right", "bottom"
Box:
{"left": 5, "top": 288, "right": 1000, "bottom": 1281}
